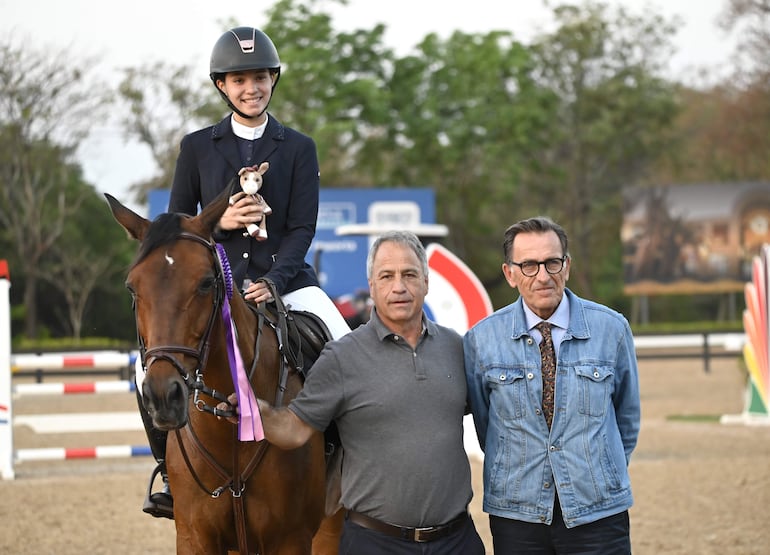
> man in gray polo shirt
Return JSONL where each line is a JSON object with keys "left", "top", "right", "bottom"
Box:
{"left": 256, "top": 230, "right": 485, "bottom": 554}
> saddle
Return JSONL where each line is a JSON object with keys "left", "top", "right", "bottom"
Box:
{"left": 271, "top": 307, "right": 330, "bottom": 380}
{"left": 251, "top": 279, "right": 330, "bottom": 377}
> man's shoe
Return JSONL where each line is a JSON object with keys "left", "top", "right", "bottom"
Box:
{"left": 142, "top": 463, "right": 174, "bottom": 520}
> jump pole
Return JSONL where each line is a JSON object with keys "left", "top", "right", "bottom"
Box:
{"left": 15, "top": 445, "right": 151, "bottom": 462}
{"left": 0, "top": 260, "right": 14, "bottom": 479}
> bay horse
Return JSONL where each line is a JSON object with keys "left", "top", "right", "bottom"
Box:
{"left": 105, "top": 191, "right": 342, "bottom": 554}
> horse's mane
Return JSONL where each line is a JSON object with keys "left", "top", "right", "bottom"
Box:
{"left": 131, "top": 212, "right": 188, "bottom": 269}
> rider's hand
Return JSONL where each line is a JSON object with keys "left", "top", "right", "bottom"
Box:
{"left": 243, "top": 280, "right": 275, "bottom": 304}
{"left": 219, "top": 192, "right": 265, "bottom": 231}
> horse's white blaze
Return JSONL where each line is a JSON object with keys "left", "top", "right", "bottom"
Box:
{"left": 165, "top": 252, "right": 175, "bottom": 265}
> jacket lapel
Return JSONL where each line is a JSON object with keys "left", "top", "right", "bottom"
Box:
{"left": 212, "top": 116, "right": 244, "bottom": 178}
{"left": 250, "top": 116, "right": 281, "bottom": 165}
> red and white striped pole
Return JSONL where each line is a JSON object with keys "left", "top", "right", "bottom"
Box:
{"left": 10, "top": 351, "right": 137, "bottom": 372}
{"left": 0, "top": 260, "right": 14, "bottom": 479}
{"left": 15, "top": 445, "right": 151, "bottom": 462}
{"left": 12, "top": 381, "right": 136, "bottom": 396}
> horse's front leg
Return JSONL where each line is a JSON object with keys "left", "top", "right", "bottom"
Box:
{"left": 172, "top": 494, "right": 236, "bottom": 555}
{"left": 174, "top": 524, "right": 227, "bottom": 555}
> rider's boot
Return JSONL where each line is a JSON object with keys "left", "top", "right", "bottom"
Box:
{"left": 137, "top": 388, "right": 174, "bottom": 519}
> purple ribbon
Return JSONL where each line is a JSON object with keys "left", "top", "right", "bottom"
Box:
{"left": 221, "top": 297, "right": 264, "bottom": 441}
{"left": 216, "top": 244, "right": 264, "bottom": 442}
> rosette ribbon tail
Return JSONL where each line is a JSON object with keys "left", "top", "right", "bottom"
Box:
{"left": 222, "top": 296, "right": 264, "bottom": 441}
{"left": 215, "top": 242, "right": 264, "bottom": 441}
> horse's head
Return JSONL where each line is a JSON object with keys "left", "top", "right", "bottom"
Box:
{"left": 106, "top": 190, "right": 232, "bottom": 430}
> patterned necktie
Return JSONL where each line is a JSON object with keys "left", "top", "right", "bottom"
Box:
{"left": 536, "top": 321, "right": 556, "bottom": 429}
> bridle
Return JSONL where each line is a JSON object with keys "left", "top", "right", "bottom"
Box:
{"left": 134, "top": 231, "right": 238, "bottom": 417}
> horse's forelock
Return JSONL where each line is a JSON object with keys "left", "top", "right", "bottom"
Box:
{"left": 131, "top": 213, "right": 187, "bottom": 268}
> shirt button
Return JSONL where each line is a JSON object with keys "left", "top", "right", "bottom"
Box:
{"left": 527, "top": 372, "right": 534, "bottom": 380}
{"left": 544, "top": 482, "right": 550, "bottom": 488}
{"left": 500, "top": 374, "right": 507, "bottom": 381}
{"left": 535, "top": 408, "right": 541, "bottom": 415}
{"left": 527, "top": 338, "right": 534, "bottom": 345}
{"left": 549, "top": 445, "right": 556, "bottom": 451}
{"left": 539, "top": 515, "right": 546, "bottom": 522}
{"left": 593, "top": 371, "right": 600, "bottom": 378}
{"left": 242, "top": 252, "right": 249, "bottom": 259}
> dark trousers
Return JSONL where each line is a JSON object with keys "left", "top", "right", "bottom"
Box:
{"left": 339, "top": 513, "right": 486, "bottom": 555}
{"left": 489, "top": 499, "right": 631, "bottom": 555}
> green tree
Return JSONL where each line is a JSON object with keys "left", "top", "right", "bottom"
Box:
{"left": 384, "top": 30, "right": 558, "bottom": 305}
{"left": 42, "top": 188, "right": 136, "bottom": 340}
{"left": 0, "top": 37, "right": 110, "bottom": 339}
{"left": 262, "top": 0, "right": 395, "bottom": 187}
{"left": 650, "top": 0, "right": 770, "bottom": 183}
{"left": 719, "top": 0, "right": 770, "bottom": 79}
{"left": 525, "top": 2, "right": 680, "bottom": 303}
{"left": 118, "top": 61, "right": 218, "bottom": 203}
{"left": 0, "top": 131, "right": 84, "bottom": 338}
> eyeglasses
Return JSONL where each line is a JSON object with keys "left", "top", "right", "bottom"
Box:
{"left": 509, "top": 256, "right": 566, "bottom": 277}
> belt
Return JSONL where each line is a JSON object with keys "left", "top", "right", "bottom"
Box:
{"left": 346, "top": 510, "right": 468, "bottom": 543}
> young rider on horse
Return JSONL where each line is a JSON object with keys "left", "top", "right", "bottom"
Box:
{"left": 137, "top": 26, "right": 350, "bottom": 519}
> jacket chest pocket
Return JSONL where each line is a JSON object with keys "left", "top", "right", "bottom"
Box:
{"left": 574, "top": 366, "right": 614, "bottom": 417}
{"left": 484, "top": 367, "right": 527, "bottom": 420}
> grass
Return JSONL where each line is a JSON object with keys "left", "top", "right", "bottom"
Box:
{"left": 666, "top": 414, "right": 722, "bottom": 423}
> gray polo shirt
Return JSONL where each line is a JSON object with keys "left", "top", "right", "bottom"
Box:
{"left": 289, "top": 309, "right": 473, "bottom": 527}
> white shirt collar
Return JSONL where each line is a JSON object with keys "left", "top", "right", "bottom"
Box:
{"left": 230, "top": 113, "right": 269, "bottom": 140}
{"left": 524, "top": 293, "right": 570, "bottom": 331}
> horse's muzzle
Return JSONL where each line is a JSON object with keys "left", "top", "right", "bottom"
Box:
{"left": 142, "top": 374, "right": 189, "bottom": 430}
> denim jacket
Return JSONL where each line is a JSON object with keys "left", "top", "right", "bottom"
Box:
{"left": 464, "top": 289, "right": 640, "bottom": 528}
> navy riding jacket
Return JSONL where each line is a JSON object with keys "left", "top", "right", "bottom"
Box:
{"left": 168, "top": 114, "right": 321, "bottom": 295}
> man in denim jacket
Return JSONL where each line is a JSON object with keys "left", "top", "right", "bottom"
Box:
{"left": 464, "top": 216, "right": 640, "bottom": 554}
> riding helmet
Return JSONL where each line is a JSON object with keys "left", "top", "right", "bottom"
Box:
{"left": 209, "top": 27, "right": 281, "bottom": 88}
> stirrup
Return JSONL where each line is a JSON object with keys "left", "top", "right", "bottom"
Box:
{"left": 142, "top": 463, "right": 174, "bottom": 520}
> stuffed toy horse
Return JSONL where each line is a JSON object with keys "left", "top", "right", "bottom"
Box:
{"left": 236, "top": 162, "right": 271, "bottom": 241}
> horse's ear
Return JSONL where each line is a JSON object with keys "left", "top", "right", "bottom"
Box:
{"left": 105, "top": 193, "right": 150, "bottom": 241}
{"left": 197, "top": 184, "right": 233, "bottom": 234}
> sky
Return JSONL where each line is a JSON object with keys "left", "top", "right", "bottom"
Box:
{"left": 1, "top": 0, "right": 739, "bottom": 215}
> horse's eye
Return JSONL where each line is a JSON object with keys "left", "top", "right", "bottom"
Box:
{"left": 199, "top": 276, "right": 216, "bottom": 294}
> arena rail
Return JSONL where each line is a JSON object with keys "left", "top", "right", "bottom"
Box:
{"left": 1, "top": 375, "right": 149, "bottom": 479}
{"left": 15, "top": 445, "right": 151, "bottom": 462}
{"left": 11, "top": 350, "right": 138, "bottom": 382}
{"left": 633, "top": 332, "right": 745, "bottom": 373}
{"left": 0, "top": 268, "right": 147, "bottom": 479}
{"left": 12, "top": 380, "right": 136, "bottom": 396}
